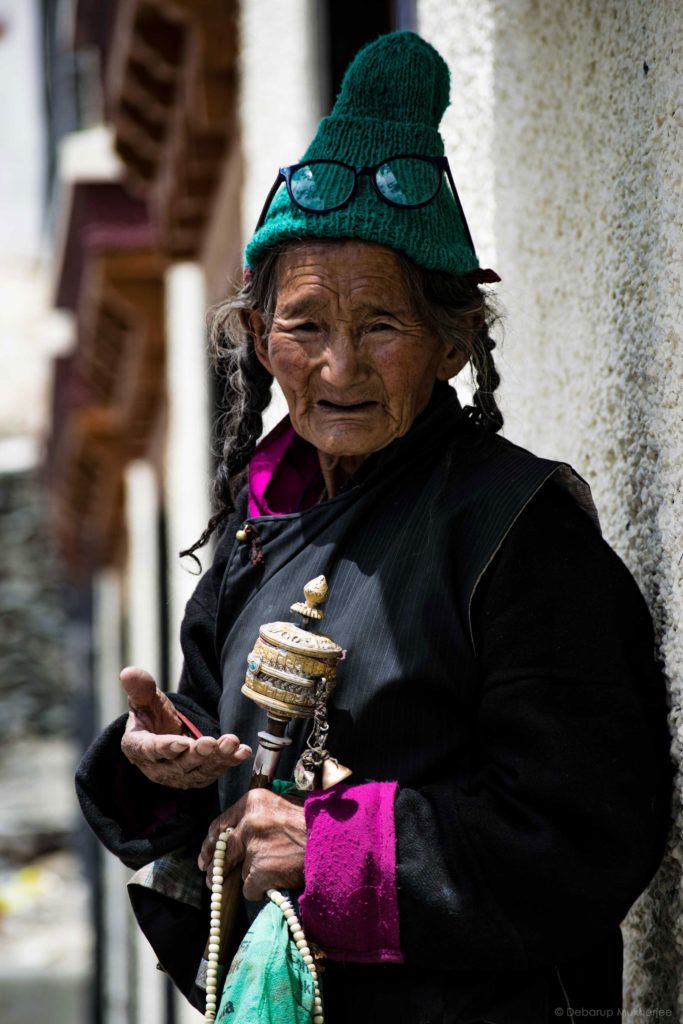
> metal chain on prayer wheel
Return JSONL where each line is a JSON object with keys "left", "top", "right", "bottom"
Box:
{"left": 196, "top": 576, "right": 350, "bottom": 1005}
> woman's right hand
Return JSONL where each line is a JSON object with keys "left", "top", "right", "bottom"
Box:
{"left": 119, "top": 667, "right": 252, "bottom": 790}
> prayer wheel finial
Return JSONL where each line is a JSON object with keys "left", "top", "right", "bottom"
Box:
{"left": 290, "top": 575, "right": 328, "bottom": 620}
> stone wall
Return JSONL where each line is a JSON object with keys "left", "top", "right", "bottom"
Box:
{"left": 0, "top": 469, "right": 71, "bottom": 738}
{"left": 418, "top": 0, "right": 683, "bottom": 1011}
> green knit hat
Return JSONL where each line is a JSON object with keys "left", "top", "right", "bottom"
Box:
{"left": 244, "top": 31, "right": 480, "bottom": 275}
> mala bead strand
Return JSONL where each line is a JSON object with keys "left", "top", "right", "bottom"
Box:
{"left": 204, "top": 828, "right": 232, "bottom": 1024}
{"left": 267, "top": 888, "right": 324, "bottom": 1024}
{"left": 203, "top": 831, "right": 323, "bottom": 1024}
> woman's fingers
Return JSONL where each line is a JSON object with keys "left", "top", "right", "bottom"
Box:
{"left": 217, "top": 734, "right": 252, "bottom": 758}
{"left": 141, "top": 733, "right": 251, "bottom": 764}
{"left": 118, "top": 666, "right": 253, "bottom": 789}
{"left": 120, "top": 666, "right": 183, "bottom": 736}
{"left": 198, "top": 806, "right": 243, "bottom": 876}
{"left": 121, "top": 725, "right": 252, "bottom": 788}
{"left": 166, "top": 735, "right": 252, "bottom": 771}
{"left": 119, "top": 665, "right": 156, "bottom": 699}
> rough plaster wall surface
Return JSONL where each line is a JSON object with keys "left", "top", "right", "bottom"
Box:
{"left": 419, "top": 0, "right": 683, "bottom": 1011}
{"left": 417, "top": 0, "right": 497, "bottom": 266}
{"left": 417, "top": 0, "right": 497, "bottom": 409}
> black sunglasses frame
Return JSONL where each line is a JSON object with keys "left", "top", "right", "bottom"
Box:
{"left": 254, "top": 153, "right": 476, "bottom": 256}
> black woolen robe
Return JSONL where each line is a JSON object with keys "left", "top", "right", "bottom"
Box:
{"left": 76, "top": 384, "right": 671, "bottom": 1024}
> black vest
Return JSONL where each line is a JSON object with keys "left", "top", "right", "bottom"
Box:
{"left": 212, "top": 385, "right": 595, "bottom": 810}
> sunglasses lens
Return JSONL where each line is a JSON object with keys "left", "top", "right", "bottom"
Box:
{"left": 289, "top": 162, "right": 356, "bottom": 211}
{"left": 375, "top": 157, "right": 441, "bottom": 206}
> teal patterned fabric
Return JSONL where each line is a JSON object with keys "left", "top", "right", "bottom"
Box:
{"left": 216, "top": 897, "right": 317, "bottom": 1024}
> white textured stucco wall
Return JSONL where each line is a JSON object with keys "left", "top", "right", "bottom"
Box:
{"left": 419, "top": 0, "right": 683, "bottom": 1012}
{"left": 417, "top": 1, "right": 497, "bottom": 268}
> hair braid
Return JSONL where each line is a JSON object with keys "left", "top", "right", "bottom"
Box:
{"left": 221, "top": 342, "right": 274, "bottom": 501}
{"left": 179, "top": 256, "right": 280, "bottom": 568}
{"left": 469, "top": 333, "right": 503, "bottom": 432}
{"left": 179, "top": 345, "right": 273, "bottom": 568}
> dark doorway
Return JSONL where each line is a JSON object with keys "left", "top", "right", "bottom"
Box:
{"left": 317, "top": 0, "right": 416, "bottom": 114}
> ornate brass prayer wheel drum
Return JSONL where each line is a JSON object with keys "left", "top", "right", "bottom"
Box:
{"left": 241, "top": 575, "right": 348, "bottom": 793}
{"left": 242, "top": 574, "right": 343, "bottom": 721}
{"left": 243, "top": 623, "right": 342, "bottom": 719}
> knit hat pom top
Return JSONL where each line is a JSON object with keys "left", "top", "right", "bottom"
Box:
{"left": 244, "top": 31, "right": 480, "bottom": 275}
{"left": 333, "top": 30, "right": 450, "bottom": 129}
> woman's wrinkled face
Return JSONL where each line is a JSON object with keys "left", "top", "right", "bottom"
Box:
{"left": 251, "top": 241, "right": 466, "bottom": 458}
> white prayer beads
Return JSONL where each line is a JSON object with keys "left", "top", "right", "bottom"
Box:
{"left": 203, "top": 829, "right": 324, "bottom": 1024}
{"left": 266, "top": 887, "right": 324, "bottom": 1024}
{"left": 203, "top": 828, "right": 232, "bottom": 1023}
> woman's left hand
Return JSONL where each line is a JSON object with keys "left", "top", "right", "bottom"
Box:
{"left": 198, "top": 789, "right": 307, "bottom": 900}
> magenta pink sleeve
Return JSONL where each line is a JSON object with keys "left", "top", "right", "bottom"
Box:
{"left": 298, "top": 781, "right": 404, "bottom": 963}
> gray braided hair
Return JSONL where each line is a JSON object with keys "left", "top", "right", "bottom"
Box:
{"left": 180, "top": 242, "right": 503, "bottom": 565}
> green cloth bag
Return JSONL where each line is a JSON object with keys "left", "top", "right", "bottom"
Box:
{"left": 216, "top": 781, "right": 319, "bottom": 1023}
{"left": 215, "top": 897, "right": 317, "bottom": 1023}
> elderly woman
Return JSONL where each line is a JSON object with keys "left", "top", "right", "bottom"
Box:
{"left": 77, "top": 31, "right": 670, "bottom": 1024}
